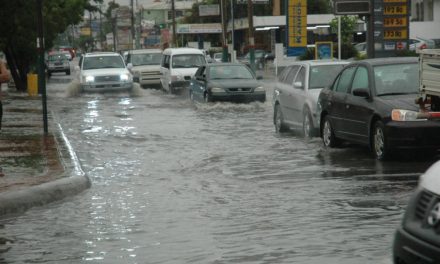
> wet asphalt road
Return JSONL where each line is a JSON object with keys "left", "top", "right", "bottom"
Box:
{"left": 0, "top": 73, "right": 437, "bottom": 264}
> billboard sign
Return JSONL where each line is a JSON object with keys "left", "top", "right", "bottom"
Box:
{"left": 334, "top": 0, "right": 371, "bottom": 15}
{"left": 286, "top": 0, "right": 307, "bottom": 56}
{"left": 199, "top": 5, "right": 220, "bottom": 16}
{"left": 373, "top": 0, "right": 410, "bottom": 57}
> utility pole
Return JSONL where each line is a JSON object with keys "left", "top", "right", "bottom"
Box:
{"left": 171, "top": 0, "right": 177, "bottom": 47}
{"left": 220, "top": 0, "right": 228, "bottom": 61}
{"left": 36, "top": 0, "right": 48, "bottom": 134}
{"left": 230, "top": 0, "right": 234, "bottom": 61}
{"left": 131, "top": 0, "right": 135, "bottom": 49}
{"left": 247, "top": 0, "right": 255, "bottom": 71}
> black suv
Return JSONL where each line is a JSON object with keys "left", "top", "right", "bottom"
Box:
{"left": 393, "top": 161, "right": 440, "bottom": 263}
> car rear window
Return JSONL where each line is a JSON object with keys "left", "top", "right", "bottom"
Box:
{"left": 309, "top": 65, "right": 346, "bottom": 89}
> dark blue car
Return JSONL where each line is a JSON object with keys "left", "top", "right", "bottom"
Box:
{"left": 188, "top": 63, "right": 266, "bottom": 103}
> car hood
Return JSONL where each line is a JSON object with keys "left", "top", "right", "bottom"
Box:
{"left": 209, "top": 79, "right": 261, "bottom": 88}
{"left": 375, "top": 94, "right": 419, "bottom": 111}
{"left": 82, "top": 68, "right": 130, "bottom": 76}
{"left": 132, "top": 65, "right": 161, "bottom": 72}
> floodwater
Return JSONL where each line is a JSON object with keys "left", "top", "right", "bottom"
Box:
{"left": 0, "top": 77, "right": 436, "bottom": 264}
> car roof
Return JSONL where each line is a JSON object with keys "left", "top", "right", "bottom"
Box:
{"left": 355, "top": 57, "right": 418, "bottom": 66}
{"left": 84, "top": 52, "right": 121, "bottom": 57}
{"left": 128, "top": 49, "right": 162, "bottom": 54}
{"left": 285, "top": 60, "right": 350, "bottom": 66}
{"left": 163, "top": 48, "right": 204, "bottom": 55}
{"left": 207, "top": 63, "right": 249, "bottom": 67}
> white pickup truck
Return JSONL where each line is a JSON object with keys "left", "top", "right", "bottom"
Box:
{"left": 417, "top": 49, "right": 440, "bottom": 114}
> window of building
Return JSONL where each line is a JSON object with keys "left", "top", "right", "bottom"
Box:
{"left": 411, "top": 0, "right": 433, "bottom": 21}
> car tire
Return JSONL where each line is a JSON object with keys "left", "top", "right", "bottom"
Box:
{"left": 204, "top": 92, "right": 212, "bottom": 103}
{"left": 372, "top": 120, "right": 389, "bottom": 160}
{"left": 322, "top": 115, "right": 339, "bottom": 147}
{"left": 303, "top": 108, "right": 314, "bottom": 138}
{"left": 274, "top": 104, "right": 288, "bottom": 133}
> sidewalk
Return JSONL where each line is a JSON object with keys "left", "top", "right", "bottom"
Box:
{"left": 0, "top": 83, "right": 90, "bottom": 216}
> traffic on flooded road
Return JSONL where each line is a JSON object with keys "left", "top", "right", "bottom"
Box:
{"left": 0, "top": 73, "right": 437, "bottom": 263}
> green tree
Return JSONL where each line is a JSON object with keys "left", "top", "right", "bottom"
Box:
{"left": 0, "top": 0, "right": 102, "bottom": 91}
{"left": 329, "top": 15, "right": 357, "bottom": 44}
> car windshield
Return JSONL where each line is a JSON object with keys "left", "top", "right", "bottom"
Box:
{"left": 209, "top": 65, "right": 254, "bottom": 80}
{"left": 309, "top": 65, "right": 346, "bottom": 89}
{"left": 48, "top": 54, "right": 67, "bottom": 61}
{"left": 374, "top": 63, "right": 419, "bottom": 96}
{"left": 172, "top": 54, "right": 206, "bottom": 68}
{"left": 130, "top": 53, "right": 162, "bottom": 66}
{"left": 83, "top": 55, "right": 125, "bottom": 70}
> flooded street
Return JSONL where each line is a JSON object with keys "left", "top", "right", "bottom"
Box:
{"left": 0, "top": 78, "right": 436, "bottom": 264}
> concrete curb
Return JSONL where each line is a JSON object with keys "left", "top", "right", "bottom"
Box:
{"left": 0, "top": 123, "right": 91, "bottom": 216}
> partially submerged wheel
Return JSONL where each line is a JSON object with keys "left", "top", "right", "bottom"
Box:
{"left": 204, "top": 92, "right": 212, "bottom": 103}
{"left": 322, "top": 115, "right": 339, "bottom": 147}
{"left": 303, "top": 108, "right": 314, "bottom": 138}
{"left": 372, "top": 120, "right": 389, "bottom": 160}
{"left": 274, "top": 104, "right": 288, "bottom": 133}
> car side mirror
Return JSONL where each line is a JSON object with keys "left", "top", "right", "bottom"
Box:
{"left": 256, "top": 76, "right": 263, "bottom": 80}
{"left": 294, "top": 81, "right": 303, "bottom": 89}
{"left": 127, "top": 63, "right": 133, "bottom": 70}
{"left": 353, "top": 88, "right": 370, "bottom": 98}
{"left": 74, "top": 66, "right": 80, "bottom": 71}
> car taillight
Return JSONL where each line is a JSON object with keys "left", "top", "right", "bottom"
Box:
{"left": 420, "top": 43, "right": 427, "bottom": 49}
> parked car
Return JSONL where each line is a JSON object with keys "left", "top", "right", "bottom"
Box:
{"left": 318, "top": 57, "right": 440, "bottom": 160}
{"left": 409, "top": 37, "right": 435, "bottom": 51}
{"left": 160, "top": 48, "right": 206, "bottom": 94}
{"left": 125, "top": 49, "right": 162, "bottom": 89}
{"left": 213, "top": 52, "right": 223, "bottom": 63}
{"left": 46, "top": 52, "right": 70, "bottom": 77}
{"left": 189, "top": 63, "right": 265, "bottom": 103}
{"left": 238, "top": 49, "right": 267, "bottom": 70}
{"left": 354, "top": 42, "right": 366, "bottom": 56}
{"left": 273, "top": 60, "right": 349, "bottom": 137}
{"left": 393, "top": 160, "right": 440, "bottom": 263}
{"left": 76, "top": 52, "right": 133, "bottom": 92}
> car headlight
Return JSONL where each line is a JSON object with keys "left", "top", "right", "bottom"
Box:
{"left": 120, "top": 74, "right": 130, "bottom": 81}
{"left": 85, "top": 75, "right": 94, "bottom": 83}
{"left": 391, "top": 109, "right": 426, "bottom": 121}
{"left": 254, "top": 86, "right": 265, "bottom": 92}
{"left": 211, "top": 87, "right": 224, "bottom": 93}
{"left": 171, "top": 75, "right": 184, "bottom": 82}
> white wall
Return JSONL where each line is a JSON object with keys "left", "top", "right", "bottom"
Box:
{"left": 410, "top": 0, "right": 440, "bottom": 39}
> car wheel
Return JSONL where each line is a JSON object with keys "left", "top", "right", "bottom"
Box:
{"left": 274, "top": 104, "right": 288, "bottom": 133}
{"left": 204, "top": 92, "right": 212, "bottom": 103}
{"left": 372, "top": 120, "right": 389, "bottom": 160}
{"left": 303, "top": 108, "right": 314, "bottom": 138}
{"left": 322, "top": 115, "right": 339, "bottom": 147}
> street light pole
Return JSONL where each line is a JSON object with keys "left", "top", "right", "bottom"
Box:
{"left": 230, "top": 0, "right": 234, "bottom": 61}
{"left": 171, "top": 0, "right": 177, "bottom": 47}
{"left": 247, "top": 0, "right": 255, "bottom": 71}
{"left": 36, "top": 0, "right": 48, "bottom": 134}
